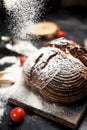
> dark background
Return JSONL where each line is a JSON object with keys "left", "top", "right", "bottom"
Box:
{"left": 0, "top": 0, "right": 87, "bottom": 130}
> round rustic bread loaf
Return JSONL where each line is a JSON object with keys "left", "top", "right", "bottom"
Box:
{"left": 23, "top": 38, "right": 87, "bottom": 103}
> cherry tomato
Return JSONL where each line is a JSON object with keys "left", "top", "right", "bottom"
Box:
{"left": 10, "top": 107, "right": 25, "bottom": 122}
{"left": 56, "top": 31, "right": 66, "bottom": 38}
{"left": 20, "top": 56, "right": 27, "bottom": 66}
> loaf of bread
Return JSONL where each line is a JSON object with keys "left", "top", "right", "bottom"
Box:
{"left": 23, "top": 38, "right": 87, "bottom": 103}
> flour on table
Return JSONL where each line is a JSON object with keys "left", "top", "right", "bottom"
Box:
{"left": 2, "top": 0, "right": 45, "bottom": 121}
{"left": 0, "top": 41, "right": 38, "bottom": 120}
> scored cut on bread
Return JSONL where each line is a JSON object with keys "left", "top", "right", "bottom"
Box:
{"left": 23, "top": 38, "right": 87, "bottom": 103}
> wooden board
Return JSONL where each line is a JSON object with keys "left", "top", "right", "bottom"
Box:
{"left": 8, "top": 70, "right": 87, "bottom": 130}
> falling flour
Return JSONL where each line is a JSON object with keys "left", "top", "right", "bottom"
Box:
{"left": 4, "top": 0, "right": 45, "bottom": 38}
{"left": 1, "top": 0, "right": 45, "bottom": 121}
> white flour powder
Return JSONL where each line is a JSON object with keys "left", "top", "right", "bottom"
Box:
{"left": 1, "top": 0, "right": 45, "bottom": 121}
{"left": 0, "top": 59, "right": 20, "bottom": 120}
{"left": 4, "top": 0, "right": 45, "bottom": 38}
{"left": 0, "top": 42, "right": 38, "bottom": 120}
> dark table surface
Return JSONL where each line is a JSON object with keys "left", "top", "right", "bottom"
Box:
{"left": 0, "top": 6, "right": 87, "bottom": 130}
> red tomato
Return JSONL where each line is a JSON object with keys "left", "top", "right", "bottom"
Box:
{"left": 10, "top": 107, "right": 25, "bottom": 122}
{"left": 20, "top": 56, "right": 27, "bottom": 66}
{"left": 56, "top": 31, "right": 66, "bottom": 38}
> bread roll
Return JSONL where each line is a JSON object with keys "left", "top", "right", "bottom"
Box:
{"left": 23, "top": 38, "right": 87, "bottom": 103}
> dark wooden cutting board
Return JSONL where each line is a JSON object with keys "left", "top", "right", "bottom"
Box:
{"left": 8, "top": 68, "right": 87, "bottom": 130}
